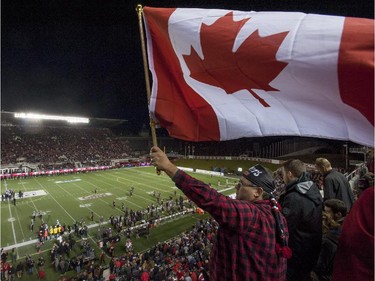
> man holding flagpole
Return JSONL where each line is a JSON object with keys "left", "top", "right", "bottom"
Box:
{"left": 141, "top": 6, "right": 373, "bottom": 280}
{"left": 150, "top": 146, "right": 290, "bottom": 281}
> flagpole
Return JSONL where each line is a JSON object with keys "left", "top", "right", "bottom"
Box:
{"left": 136, "top": 4, "right": 161, "bottom": 174}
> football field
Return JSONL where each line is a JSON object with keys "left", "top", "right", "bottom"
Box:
{"left": 0, "top": 166, "right": 237, "bottom": 254}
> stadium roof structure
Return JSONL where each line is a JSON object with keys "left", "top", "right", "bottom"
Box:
{"left": 89, "top": 117, "right": 128, "bottom": 127}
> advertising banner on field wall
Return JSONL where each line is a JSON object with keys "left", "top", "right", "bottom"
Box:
{"left": 195, "top": 169, "right": 224, "bottom": 176}
{"left": 178, "top": 166, "right": 224, "bottom": 176}
{"left": 187, "top": 155, "right": 281, "bottom": 164}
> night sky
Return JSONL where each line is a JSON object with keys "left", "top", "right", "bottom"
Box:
{"left": 2, "top": 0, "right": 374, "bottom": 133}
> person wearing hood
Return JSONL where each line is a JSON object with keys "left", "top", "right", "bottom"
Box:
{"left": 279, "top": 159, "right": 323, "bottom": 281}
{"left": 150, "top": 146, "right": 290, "bottom": 281}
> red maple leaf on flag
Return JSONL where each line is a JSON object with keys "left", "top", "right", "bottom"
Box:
{"left": 183, "top": 12, "right": 289, "bottom": 107}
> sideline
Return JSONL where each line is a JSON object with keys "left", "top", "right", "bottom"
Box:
{"left": 2, "top": 208, "right": 194, "bottom": 252}
{"left": 2, "top": 220, "right": 111, "bottom": 251}
{"left": 4, "top": 181, "right": 19, "bottom": 250}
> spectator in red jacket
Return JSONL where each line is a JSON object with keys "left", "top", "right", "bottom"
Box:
{"left": 333, "top": 186, "right": 374, "bottom": 281}
{"left": 140, "top": 269, "right": 150, "bottom": 281}
{"left": 150, "top": 146, "right": 290, "bottom": 281}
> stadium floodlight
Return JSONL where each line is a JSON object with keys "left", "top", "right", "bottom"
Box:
{"left": 14, "top": 112, "right": 89, "bottom": 124}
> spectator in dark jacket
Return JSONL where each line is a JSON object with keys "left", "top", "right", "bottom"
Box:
{"left": 8, "top": 264, "right": 15, "bottom": 280}
{"left": 315, "top": 158, "right": 354, "bottom": 211}
{"left": 16, "top": 262, "right": 24, "bottom": 278}
{"left": 366, "top": 149, "right": 374, "bottom": 173}
{"left": 279, "top": 159, "right": 323, "bottom": 281}
{"left": 311, "top": 199, "right": 347, "bottom": 281}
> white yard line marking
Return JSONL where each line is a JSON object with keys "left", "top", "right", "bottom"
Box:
{"left": 4, "top": 181, "right": 18, "bottom": 247}
{"left": 19, "top": 182, "right": 39, "bottom": 211}
{"left": 32, "top": 178, "right": 76, "bottom": 221}
{"left": 83, "top": 178, "right": 144, "bottom": 209}
{"left": 70, "top": 182, "right": 111, "bottom": 215}
{"left": 13, "top": 205, "right": 27, "bottom": 246}
{"left": 219, "top": 186, "right": 236, "bottom": 192}
{"left": 68, "top": 177, "right": 143, "bottom": 210}
{"left": 7, "top": 203, "right": 18, "bottom": 247}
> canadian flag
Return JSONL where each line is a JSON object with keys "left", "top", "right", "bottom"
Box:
{"left": 143, "top": 7, "right": 374, "bottom": 146}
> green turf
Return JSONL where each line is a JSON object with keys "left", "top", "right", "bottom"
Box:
{"left": 0, "top": 166, "right": 236, "bottom": 248}
{"left": 0, "top": 166, "right": 238, "bottom": 279}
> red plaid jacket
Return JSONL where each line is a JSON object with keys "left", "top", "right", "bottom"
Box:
{"left": 173, "top": 170, "right": 287, "bottom": 281}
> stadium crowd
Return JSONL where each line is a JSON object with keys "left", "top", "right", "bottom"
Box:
{"left": 1, "top": 125, "right": 133, "bottom": 166}
{"left": 0, "top": 211, "right": 214, "bottom": 281}
{"left": 104, "top": 218, "right": 215, "bottom": 281}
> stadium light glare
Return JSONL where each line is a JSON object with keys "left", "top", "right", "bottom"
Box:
{"left": 14, "top": 112, "right": 89, "bottom": 124}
